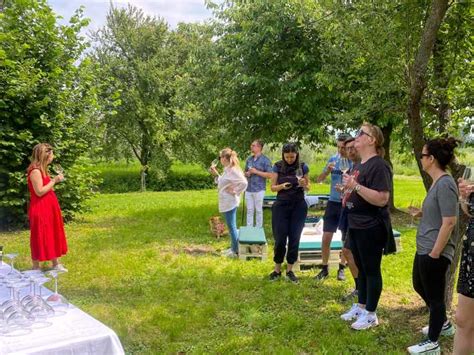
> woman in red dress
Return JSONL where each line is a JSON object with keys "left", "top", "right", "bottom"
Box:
{"left": 27, "top": 143, "right": 68, "bottom": 271}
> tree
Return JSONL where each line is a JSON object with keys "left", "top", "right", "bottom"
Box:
{"left": 202, "top": 0, "right": 338, "bottom": 151}
{"left": 91, "top": 5, "right": 187, "bottom": 191}
{"left": 0, "top": 0, "right": 100, "bottom": 228}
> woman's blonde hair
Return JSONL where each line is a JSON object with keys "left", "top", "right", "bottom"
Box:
{"left": 28, "top": 143, "right": 53, "bottom": 176}
{"left": 362, "top": 123, "right": 385, "bottom": 158}
{"left": 220, "top": 148, "right": 241, "bottom": 170}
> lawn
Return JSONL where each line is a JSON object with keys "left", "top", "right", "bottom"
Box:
{"left": 0, "top": 176, "right": 458, "bottom": 354}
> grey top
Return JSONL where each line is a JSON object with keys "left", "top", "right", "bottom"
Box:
{"left": 416, "top": 174, "right": 458, "bottom": 262}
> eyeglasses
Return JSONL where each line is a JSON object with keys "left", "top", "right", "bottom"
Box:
{"left": 420, "top": 153, "right": 431, "bottom": 159}
{"left": 355, "top": 130, "right": 373, "bottom": 138}
{"left": 345, "top": 146, "right": 356, "bottom": 151}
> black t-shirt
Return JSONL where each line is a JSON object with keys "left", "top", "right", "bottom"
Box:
{"left": 346, "top": 155, "right": 392, "bottom": 229}
{"left": 272, "top": 161, "right": 309, "bottom": 201}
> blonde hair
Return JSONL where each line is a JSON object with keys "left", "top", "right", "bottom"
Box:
{"left": 362, "top": 123, "right": 385, "bottom": 158}
{"left": 28, "top": 143, "right": 53, "bottom": 176}
{"left": 219, "top": 148, "right": 241, "bottom": 170}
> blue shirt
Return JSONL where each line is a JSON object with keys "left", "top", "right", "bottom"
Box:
{"left": 245, "top": 154, "right": 273, "bottom": 192}
{"left": 326, "top": 154, "right": 353, "bottom": 202}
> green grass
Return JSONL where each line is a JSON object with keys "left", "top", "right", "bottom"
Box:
{"left": 0, "top": 175, "right": 457, "bottom": 354}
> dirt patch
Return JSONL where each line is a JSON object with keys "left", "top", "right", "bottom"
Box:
{"left": 182, "top": 245, "right": 220, "bottom": 256}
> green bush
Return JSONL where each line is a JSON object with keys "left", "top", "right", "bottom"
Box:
{"left": 95, "top": 162, "right": 215, "bottom": 193}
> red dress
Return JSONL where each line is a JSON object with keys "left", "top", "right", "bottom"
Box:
{"left": 28, "top": 168, "right": 68, "bottom": 261}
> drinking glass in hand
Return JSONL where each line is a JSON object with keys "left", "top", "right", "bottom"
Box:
{"left": 210, "top": 159, "right": 219, "bottom": 168}
{"left": 339, "top": 158, "right": 350, "bottom": 174}
{"left": 407, "top": 200, "right": 421, "bottom": 227}
{"left": 53, "top": 164, "right": 65, "bottom": 182}
{"left": 296, "top": 167, "right": 303, "bottom": 186}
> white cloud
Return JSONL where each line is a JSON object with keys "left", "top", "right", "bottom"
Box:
{"left": 48, "top": 0, "right": 216, "bottom": 31}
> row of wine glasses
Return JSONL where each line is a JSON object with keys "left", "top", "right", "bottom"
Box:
{"left": 0, "top": 258, "right": 69, "bottom": 336}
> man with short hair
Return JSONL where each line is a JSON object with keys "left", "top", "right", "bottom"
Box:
{"left": 244, "top": 140, "right": 273, "bottom": 228}
{"left": 315, "top": 133, "right": 352, "bottom": 281}
{"left": 339, "top": 137, "right": 360, "bottom": 300}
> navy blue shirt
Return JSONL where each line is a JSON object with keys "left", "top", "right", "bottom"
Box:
{"left": 272, "top": 161, "right": 309, "bottom": 201}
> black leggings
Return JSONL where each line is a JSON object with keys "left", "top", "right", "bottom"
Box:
{"left": 413, "top": 253, "right": 450, "bottom": 342}
{"left": 349, "top": 223, "right": 387, "bottom": 312}
{"left": 272, "top": 199, "right": 308, "bottom": 265}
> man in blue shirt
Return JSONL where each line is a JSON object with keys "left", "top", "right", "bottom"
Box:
{"left": 315, "top": 133, "right": 352, "bottom": 281}
{"left": 244, "top": 140, "right": 273, "bottom": 228}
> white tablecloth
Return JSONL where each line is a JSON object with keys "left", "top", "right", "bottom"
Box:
{"left": 0, "top": 263, "right": 124, "bottom": 355}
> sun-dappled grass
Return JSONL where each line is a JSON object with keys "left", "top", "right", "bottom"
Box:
{"left": 0, "top": 175, "right": 458, "bottom": 354}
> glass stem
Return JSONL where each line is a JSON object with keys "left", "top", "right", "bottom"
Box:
{"left": 54, "top": 277, "right": 58, "bottom": 295}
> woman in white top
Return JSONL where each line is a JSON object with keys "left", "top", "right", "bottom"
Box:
{"left": 210, "top": 148, "right": 248, "bottom": 257}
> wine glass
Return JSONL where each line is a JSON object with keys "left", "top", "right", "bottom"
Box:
{"left": 408, "top": 200, "right": 421, "bottom": 227}
{"left": 5, "top": 253, "right": 18, "bottom": 276}
{"left": 296, "top": 166, "right": 304, "bottom": 186}
{"left": 339, "top": 158, "right": 350, "bottom": 174}
{"left": 210, "top": 159, "right": 219, "bottom": 168}
{"left": 53, "top": 164, "right": 66, "bottom": 181}
{"left": 46, "top": 270, "right": 69, "bottom": 316}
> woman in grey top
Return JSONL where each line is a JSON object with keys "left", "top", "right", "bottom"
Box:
{"left": 407, "top": 137, "right": 459, "bottom": 355}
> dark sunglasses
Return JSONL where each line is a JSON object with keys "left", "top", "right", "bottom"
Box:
{"left": 355, "top": 129, "right": 373, "bottom": 138}
{"left": 420, "top": 153, "right": 431, "bottom": 158}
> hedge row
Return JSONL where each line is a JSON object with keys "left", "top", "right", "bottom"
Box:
{"left": 97, "top": 165, "right": 215, "bottom": 193}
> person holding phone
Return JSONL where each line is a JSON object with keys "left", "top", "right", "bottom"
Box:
{"left": 268, "top": 143, "right": 309, "bottom": 283}
{"left": 27, "top": 143, "right": 68, "bottom": 271}
{"left": 453, "top": 176, "right": 474, "bottom": 355}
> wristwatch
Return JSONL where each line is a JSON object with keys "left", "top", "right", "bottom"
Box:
{"left": 354, "top": 184, "right": 361, "bottom": 193}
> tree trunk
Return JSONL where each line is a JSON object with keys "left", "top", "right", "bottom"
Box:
{"left": 445, "top": 162, "right": 467, "bottom": 310}
{"left": 406, "top": 0, "right": 449, "bottom": 192}
{"left": 433, "top": 38, "right": 451, "bottom": 133}
{"left": 381, "top": 122, "right": 398, "bottom": 212}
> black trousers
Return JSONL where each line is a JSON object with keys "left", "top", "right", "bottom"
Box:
{"left": 272, "top": 199, "right": 308, "bottom": 265}
{"left": 349, "top": 223, "right": 387, "bottom": 312}
{"left": 413, "top": 253, "right": 450, "bottom": 342}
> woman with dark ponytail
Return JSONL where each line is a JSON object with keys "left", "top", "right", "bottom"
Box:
{"left": 407, "top": 137, "right": 459, "bottom": 355}
{"left": 210, "top": 148, "right": 248, "bottom": 258}
{"left": 268, "top": 143, "right": 309, "bottom": 283}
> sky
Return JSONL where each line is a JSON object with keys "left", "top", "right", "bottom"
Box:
{"left": 47, "top": 0, "right": 217, "bottom": 32}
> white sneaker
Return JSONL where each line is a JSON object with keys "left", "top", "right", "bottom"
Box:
{"left": 351, "top": 310, "right": 379, "bottom": 330}
{"left": 421, "top": 321, "right": 455, "bottom": 337}
{"left": 53, "top": 264, "right": 68, "bottom": 273}
{"left": 224, "top": 249, "right": 237, "bottom": 258}
{"left": 407, "top": 339, "right": 440, "bottom": 354}
{"left": 340, "top": 303, "right": 363, "bottom": 321}
{"left": 221, "top": 248, "right": 232, "bottom": 255}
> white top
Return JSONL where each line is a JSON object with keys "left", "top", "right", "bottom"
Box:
{"left": 217, "top": 166, "right": 248, "bottom": 213}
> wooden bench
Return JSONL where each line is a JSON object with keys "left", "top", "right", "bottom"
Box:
{"left": 294, "top": 238, "right": 343, "bottom": 272}
{"left": 238, "top": 226, "right": 268, "bottom": 261}
{"left": 263, "top": 194, "right": 330, "bottom": 209}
